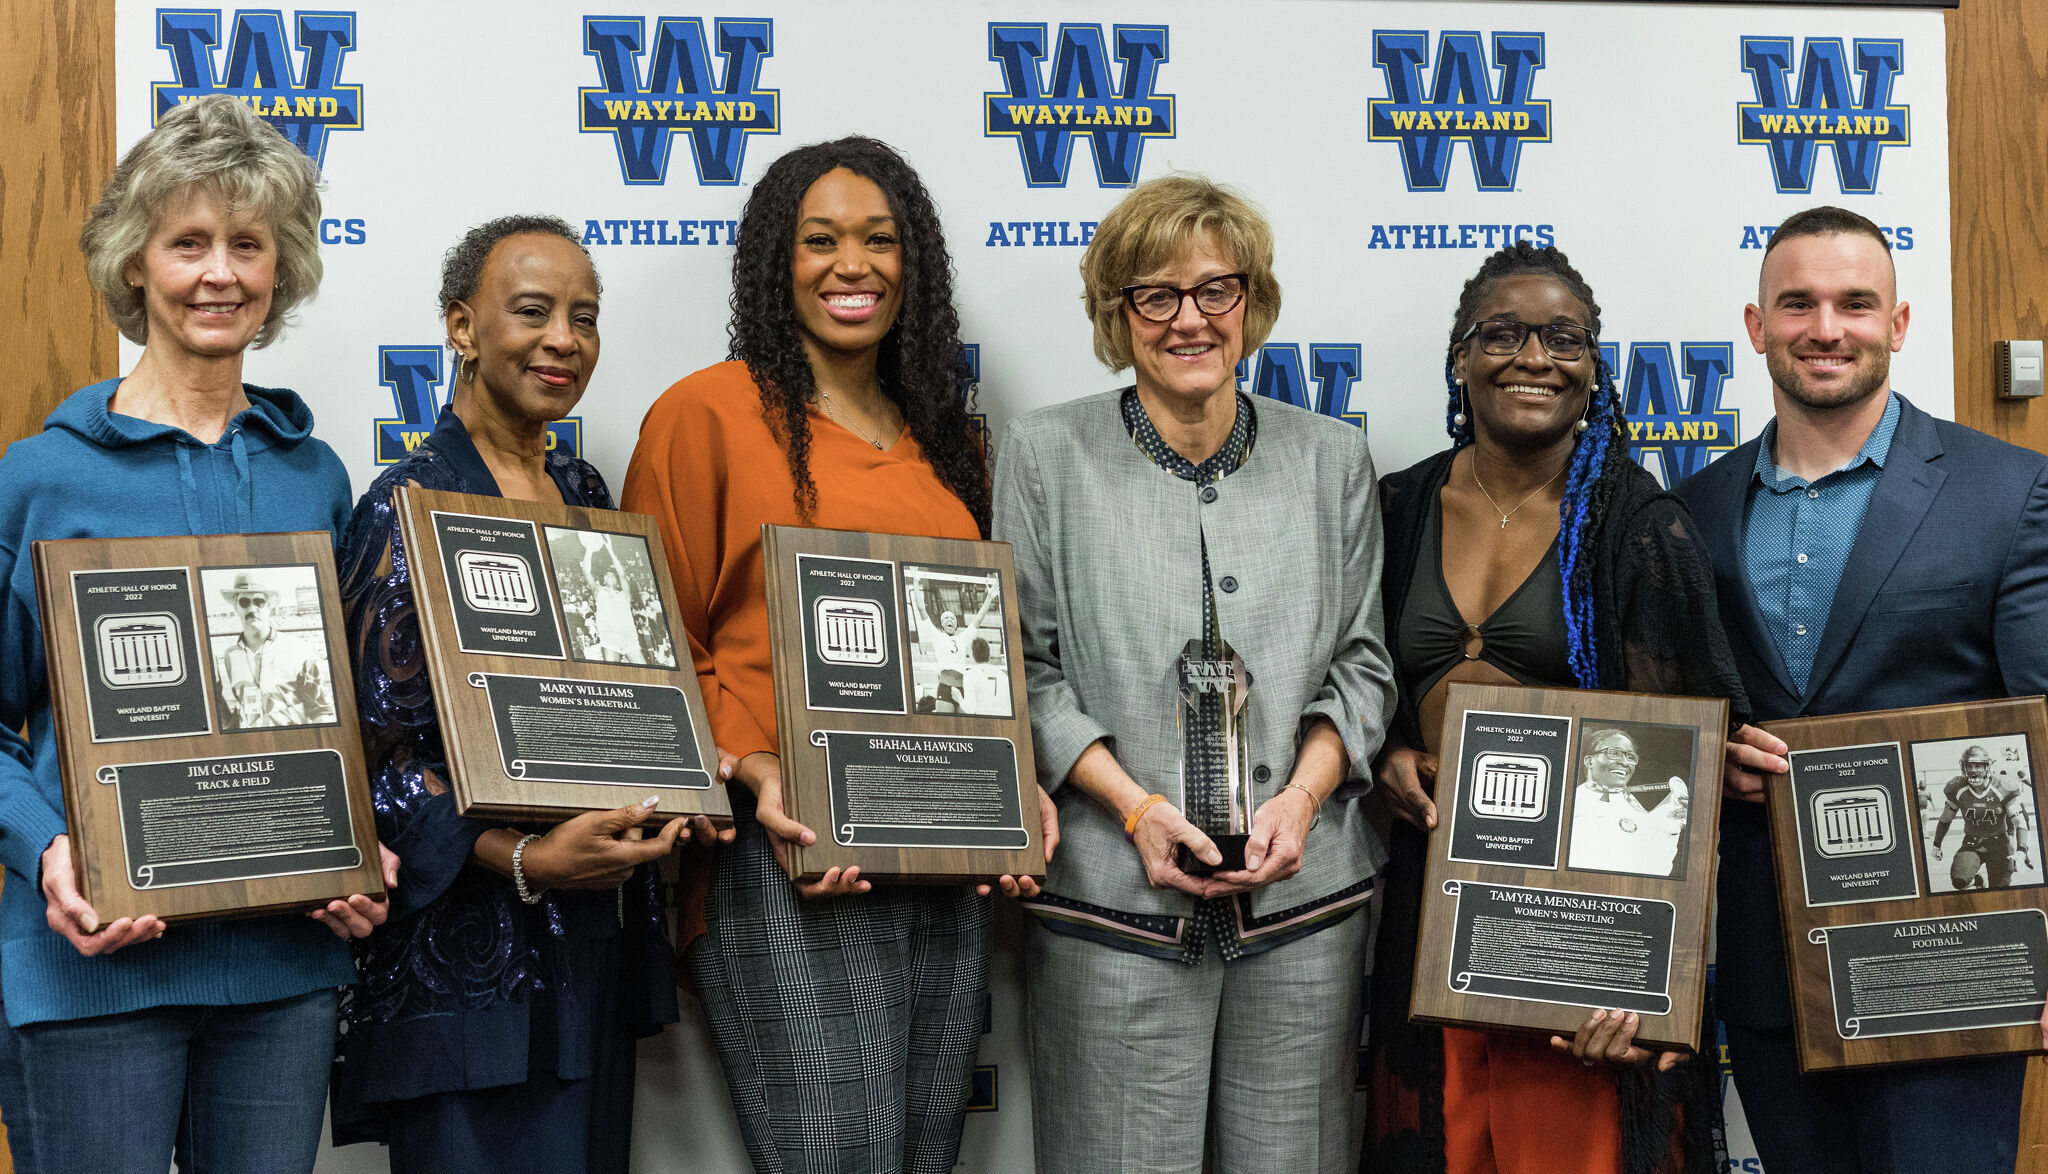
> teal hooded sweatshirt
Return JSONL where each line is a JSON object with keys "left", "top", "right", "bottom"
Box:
{"left": 0, "top": 378, "right": 357, "bottom": 1026}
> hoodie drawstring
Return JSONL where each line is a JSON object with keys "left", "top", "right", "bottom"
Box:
{"left": 173, "top": 442, "right": 205, "bottom": 535}
{"left": 229, "top": 429, "right": 253, "bottom": 531}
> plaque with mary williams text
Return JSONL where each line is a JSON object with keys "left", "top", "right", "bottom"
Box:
{"left": 394, "top": 487, "right": 728, "bottom": 826}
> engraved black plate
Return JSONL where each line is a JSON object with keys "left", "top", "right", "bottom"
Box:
{"left": 796, "top": 554, "right": 905, "bottom": 714}
{"left": 1444, "top": 878, "right": 1676, "bottom": 1015}
{"left": 110, "top": 749, "right": 360, "bottom": 888}
{"left": 470, "top": 672, "right": 711, "bottom": 790}
{"left": 71, "top": 567, "right": 211, "bottom": 742}
{"left": 1811, "top": 909, "right": 2048, "bottom": 1039}
{"left": 1449, "top": 710, "right": 1572, "bottom": 869}
{"left": 431, "top": 511, "right": 564, "bottom": 659}
{"left": 812, "top": 729, "right": 1026, "bottom": 849}
{"left": 1789, "top": 743, "right": 1922, "bottom": 906}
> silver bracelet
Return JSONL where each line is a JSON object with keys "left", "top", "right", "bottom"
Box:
{"left": 511, "top": 833, "right": 543, "bottom": 905}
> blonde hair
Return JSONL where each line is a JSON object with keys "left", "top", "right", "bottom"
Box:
{"left": 80, "top": 94, "right": 324, "bottom": 347}
{"left": 1077, "top": 173, "right": 1280, "bottom": 372}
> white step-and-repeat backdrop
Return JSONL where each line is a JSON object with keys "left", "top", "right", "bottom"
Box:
{"left": 110, "top": 2, "right": 1950, "bottom": 1170}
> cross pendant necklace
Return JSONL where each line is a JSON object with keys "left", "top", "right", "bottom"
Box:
{"left": 1470, "top": 458, "right": 1566, "bottom": 528}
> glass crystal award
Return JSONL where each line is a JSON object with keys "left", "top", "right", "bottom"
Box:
{"left": 1175, "top": 637, "right": 1254, "bottom": 876}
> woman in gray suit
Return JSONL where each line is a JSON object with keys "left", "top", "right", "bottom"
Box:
{"left": 991, "top": 174, "right": 1394, "bottom": 1174}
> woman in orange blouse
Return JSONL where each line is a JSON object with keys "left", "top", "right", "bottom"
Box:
{"left": 622, "top": 136, "right": 1051, "bottom": 1174}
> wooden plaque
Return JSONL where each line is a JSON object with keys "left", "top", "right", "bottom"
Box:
{"left": 395, "top": 487, "right": 729, "bottom": 826}
{"left": 1411, "top": 683, "right": 1728, "bottom": 1051}
{"left": 32, "top": 531, "right": 385, "bottom": 922}
{"left": 1762, "top": 697, "right": 2048, "bottom": 1072}
{"left": 761, "top": 524, "right": 1044, "bottom": 884}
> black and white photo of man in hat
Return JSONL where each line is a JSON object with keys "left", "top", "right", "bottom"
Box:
{"left": 203, "top": 567, "right": 336, "bottom": 728}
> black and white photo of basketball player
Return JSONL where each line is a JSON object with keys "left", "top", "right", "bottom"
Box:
{"left": 199, "top": 565, "right": 337, "bottom": 729}
{"left": 1565, "top": 720, "right": 1699, "bottom": 879}
{"left": 902, "top": 563, "right": 1011, "bottom": 718}
{"left": 544, "top": 526, "right": 676, "bottom": 668}
{"left": 1912, "top": 733, "right": 2044, "bottom": 893}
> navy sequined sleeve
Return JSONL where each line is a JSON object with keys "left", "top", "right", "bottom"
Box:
{"left": 337, "top": 471, "right": 486, "bottom": 921}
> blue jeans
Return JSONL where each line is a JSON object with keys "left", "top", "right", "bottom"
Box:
{"left": 13, "top": 989, "right": 336, "bottom": 1174}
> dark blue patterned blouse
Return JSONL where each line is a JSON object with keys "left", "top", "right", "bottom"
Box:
{"left": 330, "top": 407, "right": 675, "bottom": 1132}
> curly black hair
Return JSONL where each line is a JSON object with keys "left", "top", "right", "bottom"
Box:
{"left": 439, "top": 214, "right": 600, "bottom": 384}
{"left": 726, "top": 136, "right": 988, "bottom": 533}
{"left": 1442, "top": 240, "right": 1631, "bottom": 687}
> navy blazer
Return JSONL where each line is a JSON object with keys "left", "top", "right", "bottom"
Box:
{"left": 1677, "top": 393, "right": 2048, "bottom": 1027}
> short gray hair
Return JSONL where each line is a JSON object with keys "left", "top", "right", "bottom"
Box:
{"left": 80, "top": 94, "right": 324, "bottom": 347}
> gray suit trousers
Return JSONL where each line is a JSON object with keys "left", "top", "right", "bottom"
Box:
{"left": 1024, "top": 908, "right": 1370, "bottom": 1174}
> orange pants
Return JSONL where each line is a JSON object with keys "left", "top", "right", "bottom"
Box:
{"left": 1441, "top": 1027, "right": 1622, "bottom": 1174}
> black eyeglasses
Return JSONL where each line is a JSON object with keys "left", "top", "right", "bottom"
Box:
{"left": 1458, "top": 317, "right": 1595, "bottom": 361}
{"left": 236, "top": 596, "right": 269, "bottom": 609}
{"left": 1120, "top": 273, "right": 1248, "bottom": 322}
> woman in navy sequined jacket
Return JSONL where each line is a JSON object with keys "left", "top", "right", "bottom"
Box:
{"left": 329, "top": 217, "right": 713, "bottom": 1174}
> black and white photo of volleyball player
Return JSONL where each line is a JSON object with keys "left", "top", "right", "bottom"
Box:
{"left": 1565, "top": 722, "right": 1696, "bottom": 879}
{"left": 902, "top": 564, "right": 1011, "bottom": 718}
{"left": 200, "top": 565, "right": 337, "bottom": 729}
{"left": 545, "top": 526, "right": 676, "bottom": 668}
{"left": 1914, "top": 733, "right": 2045, "bottom": 893}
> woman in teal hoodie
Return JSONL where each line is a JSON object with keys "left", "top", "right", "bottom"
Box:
{"left": 0, "top": 95, "right": 393, "bottom": 1174}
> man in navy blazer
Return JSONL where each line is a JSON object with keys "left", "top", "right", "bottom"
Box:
{"left": 1679, "top": 206, "right": 2048, "bottom": 1172}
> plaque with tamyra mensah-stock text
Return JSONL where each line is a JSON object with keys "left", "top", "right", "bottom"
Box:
{"left": 32, "top": 531, "right": 384, "bottom": 922}
{"left": 1411, "top": 683, "right": 1728, "bottom": 1052}
{"left": 394, "top": 487, "right": 729, "bottom": 826}
{"left": 761, "top": 525, "right": 1044, "bottom": 883}
{"left": 1762, "top": 697, "right": 2048, "bottom": 1071}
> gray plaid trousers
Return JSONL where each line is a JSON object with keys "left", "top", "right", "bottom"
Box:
{"left": 688, "top": 823, "right": 992, "bottom": 1174}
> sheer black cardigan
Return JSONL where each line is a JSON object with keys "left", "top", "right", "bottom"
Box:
{"left": 1365, "top": 446, "right": 1750, "bottom": 1174}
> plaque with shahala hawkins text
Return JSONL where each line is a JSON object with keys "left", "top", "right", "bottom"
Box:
{"left": 1762, "top": 697, "right": 2048, "bottom": 1072}
{"left": 395, "top": 487, "right": 729, "bottom": 826}
{"left": 762, "top": 525, "right": 1044, "bottom": 884}
{"left": 1411, "top": 683, "right": 1728, "bottom": 1052}
{"left": 33, "top": 532, "right": 384, "bottom": 922}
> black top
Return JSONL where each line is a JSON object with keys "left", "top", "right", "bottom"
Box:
{"left": 1396, "top": 496, "right": 1573, "bottom": 713}
{"left": 1366, "top": 445, "right": 1749, "bottom": 1174}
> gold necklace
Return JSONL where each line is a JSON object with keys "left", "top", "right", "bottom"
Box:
{"left": 817, "top": 387, "right": 886, "bottom": 450}
{"left": 1470, "top": 457, "right": 1567, "bottom": 529}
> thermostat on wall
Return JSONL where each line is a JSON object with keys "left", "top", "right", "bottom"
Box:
{"left": 1997, "top": 340, "right": 2043, "bottom": 399}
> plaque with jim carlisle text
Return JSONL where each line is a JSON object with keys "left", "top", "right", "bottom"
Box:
{"left": 395, "top": 487, "right": 728, "bottom": 826}
{"left": 1762, "top": 697, "right": 2048, "bottom": 1071}
{"left": 33, "top": 532, "right": 385, "bottom": 922}
{"left": 1412, "top": 683, "right": 1728, "bottom": 1052}
{"left": 762, "top": 525, "right": 1044, "bottom": 883}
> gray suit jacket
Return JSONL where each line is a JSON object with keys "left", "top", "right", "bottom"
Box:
{"left": 992, "top": 390, "right": 1395, "bottom": 917}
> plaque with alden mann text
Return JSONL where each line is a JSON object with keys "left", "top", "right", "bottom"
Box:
{"left": 1412, "top": 683, "right": 1728, "bottom": 1052}
{"left": 762, "top": 526, "right": 1044, "bottom": 884}
{"left": 33, "top": 532, "right": 385, "bottom": 922}
{"left": 395, "top": 487, "right": 728, "bottom": 826}
{"left": 1762, "top": 697, "right": 2048, "bottom": 1071}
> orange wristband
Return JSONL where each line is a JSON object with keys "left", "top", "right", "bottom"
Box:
{"left": 1123, "top": 793, "right": 1169, "bottom": 843}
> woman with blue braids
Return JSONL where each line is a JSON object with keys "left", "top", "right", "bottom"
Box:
{"left": 1361, "top": 242, "right": 1749, "bottom": 1174}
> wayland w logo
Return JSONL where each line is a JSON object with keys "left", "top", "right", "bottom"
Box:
{"left": 1601, "top": 342, "right": 1739, "bottom": 487}
{"left": 984, "top": 23, "right": 1174, "bottom": 188}
{"left": 1238, "top": 345, "right": 1366, "bottom": 431}
{"left": 1367, "top": 31, "right": 1549, "bottom": 192}
{"left": 373, "top": 347, "right": 579, "bottom": 464}
{"left": 580, "top": 17, "right": 779, "bottom": 186}
{"left": 1738, "top": 37, "right": 1908, "bottom": 194}
{"left": 152, "top": 9, "right": 361, "bottom": 166}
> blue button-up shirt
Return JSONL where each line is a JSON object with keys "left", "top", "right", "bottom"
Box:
{"left": 1742, "top": 392, "right": 1902, "bottom": 695}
